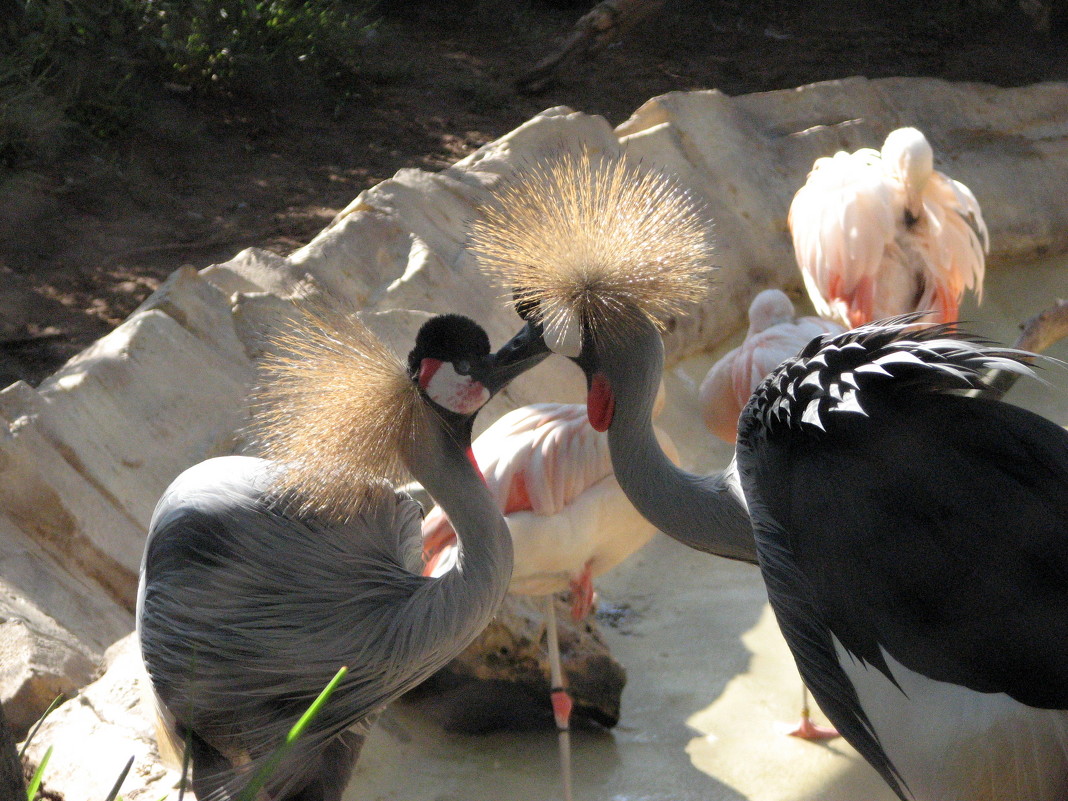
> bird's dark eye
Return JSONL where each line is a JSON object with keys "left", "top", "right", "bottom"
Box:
{"left": 514, "top": 291, "right": 539, "bottom": 321}
{"left": 454, "top": 359, "right": 471, "bottom": 375}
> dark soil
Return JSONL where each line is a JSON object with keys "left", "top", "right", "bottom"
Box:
{"left": 2, "top": 0, "right": 1065, "bottom": 387}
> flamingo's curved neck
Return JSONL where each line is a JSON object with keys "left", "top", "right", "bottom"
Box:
{"left": 596, "top": 319, "right": 757, "bottom": 564}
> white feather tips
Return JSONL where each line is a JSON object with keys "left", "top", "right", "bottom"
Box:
{"left": 801, "top": 399, "right": 825, "bottom": 430}
{"left": 830, "top": 388, "right": 867, "bottom": 417}
{"left": 873, "top": 350, "right": 929, "bottom": 369}
{"left": 980, "top": 356, "right": 1035, "bottom": 376}
{"left": 745, "top": 318, "right": 1040, "bottom": 437}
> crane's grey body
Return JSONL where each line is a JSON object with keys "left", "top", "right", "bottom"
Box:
{"left": 136, "top": 314, "right": 545, "bottom": 801}
{"left": 735, "top": 321, "right": 1068, "bottom": 801}
{"left": 138, "top": 451, "right": 511, "bottom": 799}
{"left": 138, "top": 456, "right": 418, "bottom": 764}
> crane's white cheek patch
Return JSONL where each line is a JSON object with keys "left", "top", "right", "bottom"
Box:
{"left": 425, "top": 361, "right": 490, "bottom": 414}
{"left": 544, "top": 313, "right": 582, "bottom": 359}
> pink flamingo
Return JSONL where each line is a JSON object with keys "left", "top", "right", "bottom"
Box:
{"left": 699, "top": 288, "right": 844, "bottom": 444}
{"left": 789, "top": 127, "right": 988, "bottom": 328}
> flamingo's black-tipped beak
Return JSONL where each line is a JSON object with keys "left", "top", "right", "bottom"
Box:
{"left": 481, "top": 319, "right": 551, "bottom": 396}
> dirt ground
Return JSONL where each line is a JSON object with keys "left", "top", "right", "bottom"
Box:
{"left": 1, "top": 0, "right": 1066, "bottom": 388}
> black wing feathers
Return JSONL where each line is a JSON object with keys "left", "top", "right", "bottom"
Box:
{"left": 757, "top": 384, "right": 1068, "bottom": 709}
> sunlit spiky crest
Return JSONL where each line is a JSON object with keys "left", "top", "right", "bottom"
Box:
{"left": 470, "top": 149, "right": 714, "bottom": 347}
{"left": 250, "top": 302, "right": 432, "bottom": 521}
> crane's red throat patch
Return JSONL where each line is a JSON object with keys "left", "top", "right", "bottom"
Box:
{"left": 588, "top": 373, "right": 615, "bottom": 432}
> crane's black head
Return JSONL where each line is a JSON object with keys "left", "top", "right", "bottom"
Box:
{"left": 408, "top": 313, "right": 550, "bottom": 415}
{"left": 408, "top": 314, "right": 491, "bottom": 375}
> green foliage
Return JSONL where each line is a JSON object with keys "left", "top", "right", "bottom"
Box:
{"left": 18, "top": 695, "right": 64, "bottom": 763}
{"left": 103, "top": 755, "right": 135, "bottom": 801}
{"left": 0, "top": 0, "right": 378, "bottom": 167}
{"left": 25, "top": 745, "right": 51, "bottom": 801}
{"left": 139, "top": 0, "right": 375, "bottom": 93}
{"left": 236, "top": 665, "right": 348, "bottom": 801}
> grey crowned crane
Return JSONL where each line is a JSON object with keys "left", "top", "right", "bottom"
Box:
{"left": 137, "top": 311, "right": 547, "bottom": 801}
{"left": 468, "top": 151, "right": 824, "bottom": 735}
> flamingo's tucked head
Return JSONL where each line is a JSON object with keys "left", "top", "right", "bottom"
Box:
{"left": 881, "top": 127, "right": 934, "bottom": 223}
{"left": 747, "top": 289, "right": 798, "bottom": 335}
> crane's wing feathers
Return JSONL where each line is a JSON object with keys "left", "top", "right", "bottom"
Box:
{"left": 742, "top": 316, "right": 1036, "bottom": 437}
{"left": 141, "top": 456, "right": 453, "bottom": 799}
{"left": 748, "top": 505, "right": 913, "bottom": 800}
{"left": 738, "top": 321, "right": 1068, "bottom": 708}
{"left": 757, "top": 392, "right": 1068, "bottom": 707}
{"left": 738, "top": 320, "right": 1068, "bottom": 800}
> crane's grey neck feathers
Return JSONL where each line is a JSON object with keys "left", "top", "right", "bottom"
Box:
{"left": 601, "top": 315, "right": 756, "bottom": 564}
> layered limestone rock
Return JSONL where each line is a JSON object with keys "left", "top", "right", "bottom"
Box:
{"left": 18, "top": 635, "right": 180, "bottom": 801}
{"left": 3, "top": 77, "right": 1067, "bottom": 799}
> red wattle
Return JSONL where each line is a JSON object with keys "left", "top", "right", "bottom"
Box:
{"left": 466, "top": 446, "right": 485, "bottom": 482}
{"left": 418, "top": 358, "right": 442, "bottom": 390}
{"left": 587, "top": 373, "right": 615, "bottom": 432}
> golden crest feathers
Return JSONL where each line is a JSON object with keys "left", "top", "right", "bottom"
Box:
{"left": 469, "top": 149, "right": 714, "bottom": 344}
{"left": 250, "top": 303, "right": 431, "bottom": 521}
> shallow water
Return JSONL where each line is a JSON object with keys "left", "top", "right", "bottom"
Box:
{"left": 346, "top": 259, "right": 1068, "bottom": 801}
{"left": 961, "top": 255, "right": 1068, "bottom": 426}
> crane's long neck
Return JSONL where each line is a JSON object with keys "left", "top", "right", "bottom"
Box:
{"left": 599, "top": 319, "right": 757, "bottom": 564}
{"left": 405, "top": 424, "right": 514, "bottom": 637}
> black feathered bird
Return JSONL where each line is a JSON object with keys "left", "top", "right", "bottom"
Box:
{"left": 735, "top": 317, "right": 1068, "bottom": 801}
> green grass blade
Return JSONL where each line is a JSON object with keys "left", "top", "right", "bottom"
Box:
{"left": 25, "top": 744, "right": 52, "bottom": 801}
{"left": 177, "top": 726, "right": 192, "bottom": 801}
{"left": 235, "top": 665, "right": 348, "bottom": 801}
{"left": 286, "top": 665, "right": 349, "bottom": 745}
{"left": 18, "top": 695, "right": 64, "bottom": 761}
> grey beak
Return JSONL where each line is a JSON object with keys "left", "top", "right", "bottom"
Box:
{"left": 481, "top": 320, "right": 551, "bottom": 396}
